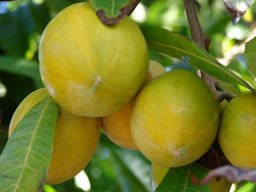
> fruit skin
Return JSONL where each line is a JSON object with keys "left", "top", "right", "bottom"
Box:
{"left": 9, "top": 88, "right": 100, "bottom": 185}
{"left": 39, "top": 2, "right": 149, "bottom": 117}
{"left": 150, "top": 162, "right": 231, "bottom": 192}
{"left": 131, "top": 69, "right": 219, "bottom": 167}
{"left": 45, "top": 108, "right": 100, "bottom": 185}
{"left": 8, "top": 89, "right": 47, "bottom": 137}
{"left": 101, "top": 60, "right": 165, "bottom": 150}
{"left": 101, "top": 99, "right": 137, "bottom": 150}
{"left": 218, "top": 93, "right": 256, "bottom": 168}
{"left": 150, "top": 162, "right": 169, "bottom": 191}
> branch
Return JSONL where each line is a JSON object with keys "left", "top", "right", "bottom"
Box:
{"left": 183, "top": 0, "right": 221, "bottom": 100}
{"left": 183, "top": 0, "right": 206, "bottom": 49}
{"left": 183, "top": 0, "right": 232, "bottom": 169}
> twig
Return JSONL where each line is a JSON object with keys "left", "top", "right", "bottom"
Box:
{"left": 183, "top": 0, "right": 206, "bottom": 49}
{"left": 183, "top": 0, "right": 233, "bottom": 169}
{"left": 183, "top": 0, "right": 220, "bottom": 100}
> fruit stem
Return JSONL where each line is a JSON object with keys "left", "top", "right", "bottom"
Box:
{"left": 97, "top": 0, "right": 141, "bottom": 25}
{"left": 125, "top": 0, "right": 141, "bottom": 16}
{"left": 183, "top": 0, "right": 220, "bottom": 100}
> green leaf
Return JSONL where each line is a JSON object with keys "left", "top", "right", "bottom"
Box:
{"left": 43, "top": 185, "right": 58, "bottom": 192}
{"left": 0, "top": 56, "right": 42, "bottom": 87}
{"left": 0, "top": 56, "right": 40, "bottom": 79}
{"left": 0, "top": 95, "right": 58, "bottom": 192}
{"left": 245, "top": 37, "right": 256, "bottom": 78}
{"left": 156, "top": 163, "right": 210, "bottom": 192}
{"left": 44, "top": 0, "right": 79, "bottom": 15}
{"left": 0, "top": 3, "right": 35, "bottom": 57}
{"left": 86, "top": 135, "right": 150, "bottom": 192}
{"left": 28, "top": 2, "right": 51, "bottom": 33}
{"left": 141, "top": 26, "right": 256, "bottom": 92}
{"left": 236, "top": 182, "right": 256, "bottom": 192}
{"left": 111, "top": 147, "right": 151, "bottom": 191}
{"left": 90, "top": 0, "right": 140, "bottom": 24}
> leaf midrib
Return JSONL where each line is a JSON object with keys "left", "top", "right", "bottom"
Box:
{"left": 111, "top": 0, "right": 115, "bottom": 16}
{"left": 147, "top": 40, "right": 255, "bottom": 90}
{"left": 14, "top": 96, "right": 49, "bottom": 191}
{"left": 148, "top": 40, "right": 228, "bottom": 74}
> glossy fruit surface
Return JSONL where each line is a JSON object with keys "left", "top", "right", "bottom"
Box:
{"left": 39, "top": 2, "right": 149, "bottom": 117}
{"left": 131, "top": 69, "right": 219, "bottom": 167}
{"left": 218, "top": 93, "right": 256, "bottom": 168}
{"left": 9, "top": 88, "right": 47, "bottom": 136}
{"left": 9, "top": 88, "right": 100, "bottom": 185}
{"left": 45, "top": 108, "right": 100, "bottom": 184}
{"left": 101, "top": 60, "right": 165, "bottom": 150}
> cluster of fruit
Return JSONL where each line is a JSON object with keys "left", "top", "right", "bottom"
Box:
{"left": 7, "top": 1, "right": 256, "bottom": 188}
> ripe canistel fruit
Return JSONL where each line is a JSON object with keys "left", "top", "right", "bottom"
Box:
{"left": 101, "top": 60, "right": 166, "bottom": 150}
{"left": 39, "top": 2, "right": 149, "bottom": 117}
{"left": 9, "top": 88, "right": 100, "bottom": 185}
{"left": 131, "top": 69, "right": 220, "bottom": 167}
{"left": 218, "top": 93, "right": 256, "bottom": 168}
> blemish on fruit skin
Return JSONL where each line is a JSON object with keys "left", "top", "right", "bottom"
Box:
{"left": 175, "top": 150, "right": 182, "bottom": 159}
{"left": 174, "top": 147, "right": 186, "bottom": 160}
{"left": 93, "top": 76, "right": 102, "bottom": 87}
{"left": 167, "top": 142, "right": 184, "bottom": 160}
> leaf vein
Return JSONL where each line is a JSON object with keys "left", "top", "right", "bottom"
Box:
{"left": 0, "top": 165, "right": 23, "bottom": 177}
{"left": 13, "top": 97, "right": 51, "bottom": 191}
{"left": 30, "top": 150, "right": 49, "bottom": 162}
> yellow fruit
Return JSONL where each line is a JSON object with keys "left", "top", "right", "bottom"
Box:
{"left": 150, "top": 162, "right": 231, "bottom": 192}
{"left": 218, "top": 93, "right": 256, "bottom": 168}
{"left": 8, "top": 89, "right": 47, "bottom": 137}
{"left": 9, "top": 88, "right": 100, "bottom": 185}
{"left": 45, "top": 108, "right": 99, "bottom": 185}
{"left": 131, "top": 69, "right": 219, "bottom": 167}
{"left": 210, "top": 177, "right": 232, "bottom": 192}
{"left": 150, "top": 162, "right": 169, "bottom": 191}
{"left": 39, "top": 2, "right": 149, "bottom": 117}
{"left": 101, "top": 100, "right": 137, "bottom": 150}
{"left": 101, "top": 60, "right": 165, "bottom": 150}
